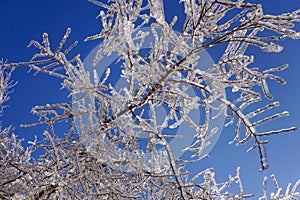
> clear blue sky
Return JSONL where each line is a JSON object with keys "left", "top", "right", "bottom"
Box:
{"left": 0, "top": 0, "right": 299, "bottom": 196}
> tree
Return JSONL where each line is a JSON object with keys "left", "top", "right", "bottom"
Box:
{"left": 1, "top": 0, "right": 300, "bottom": 199}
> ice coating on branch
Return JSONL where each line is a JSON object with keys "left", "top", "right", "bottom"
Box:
{"left": 2, "top": 0, "right": 300, "bottom": 199}
{"left": 292, "top": 32, "right": 300, "bottom": 39}
{"left": 149, "top": 0, "right": 165, "bottom": 24}
{"left": 261, "top": 42, "right": 284, "bottom": 53}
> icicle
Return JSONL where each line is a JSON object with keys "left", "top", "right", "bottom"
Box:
{"left": 100, "top": 68, "right": 110, "bottom": 85}
{"left": 149, "top": 0, "right": 165, "bottom": 24}
{"left": 259, "top": 144, "right": 269, "bottom": 171}
{"left": 285, "top": 183, "right": 291, "bottom": 196}
{"left": 93, "top": 69, "right": 99, "bottom": 86}
{"left": 253, "top": 111, "right": 290, "bottom": 127}
{"left": 263, "top": 64, "right": 288, "bottom": 74}
{"left": 261, "top": 78, "right": 273, "bottom": 100}
{"left": 261, "top": 42, "right": 283, "bottom": 53}
{"left": 292, "top": 179, "right": 300, "bottom": 193}
{"left": 55, "top": 28, "right": 72, "bottom": 54}
{"left": 291, "top": 32, "right": 300, "bottom": 39}
{"left": 42, "top": 33, "right": 50, "bottom": 52}
{"left": 258, "top": 127, "right": 297, "bottom": 136}
{"left": 261, "top": 176, "right": 268, "bottom": 199}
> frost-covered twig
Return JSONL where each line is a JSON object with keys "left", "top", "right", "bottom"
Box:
{"left": 0, "top": 0, "right": 300, "bottom": 199}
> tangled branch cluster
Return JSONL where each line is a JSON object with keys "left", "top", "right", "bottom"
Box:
{"left": 1, "top": 0, "right": 300, "bottom": 199}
